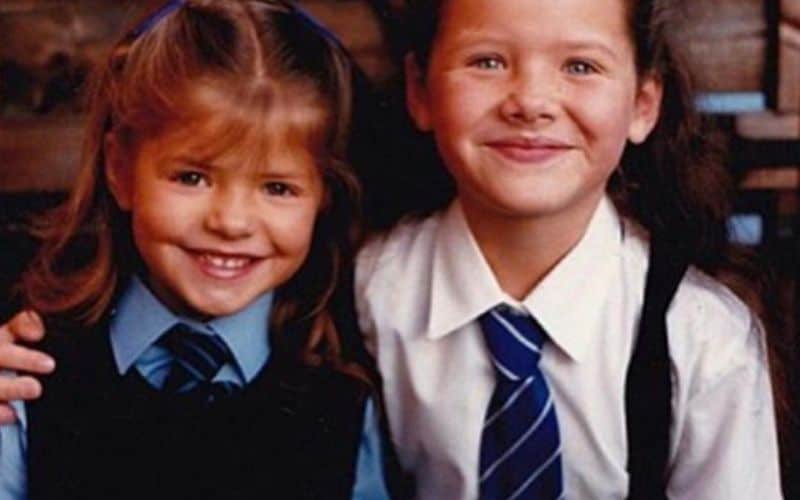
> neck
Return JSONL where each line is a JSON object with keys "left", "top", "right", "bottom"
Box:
{"left": 461, "top": 198, "right": 601, "bottom": 300}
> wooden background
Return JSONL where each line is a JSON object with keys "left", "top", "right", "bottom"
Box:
{"left": 0, "top": 0, "right": 798, "bottom": 188}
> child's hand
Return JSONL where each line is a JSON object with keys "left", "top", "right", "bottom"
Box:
{"left": 0, "top": 310, "right": 54, "bottom": 424}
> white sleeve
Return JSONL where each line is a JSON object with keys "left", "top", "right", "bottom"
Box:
{"left": 667, "top": 315, "right": 783, "bottom": 500}
{"left": 354, "top": 238, "right": 383, "bottom": 357}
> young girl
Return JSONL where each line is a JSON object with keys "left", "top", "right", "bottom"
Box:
{"left": 0, "top": 1, "right": 392, "bottom": 499}
{"left": 353, "top": 0, "right": 786, "bottom": 498}
{"left": 0, "top": 0, "right": 790, "bottom": 498}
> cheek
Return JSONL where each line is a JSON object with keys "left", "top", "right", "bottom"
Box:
{"left": 134, "top": 202, "right": 184, "bottom": 238}
{"left": 129, "top": 197, "right": 194, "bottom": 261}
{"left": 129, "top": 214, "right": 170, "bottom": 266}
{"left": 576, "top": 92, "right": 637, "bottom": 158}
{"left": 269, "top": 204, "right": 319, "bottom": 254}
{"left": 430, "top": 76, "right": 494, "bottom": 131}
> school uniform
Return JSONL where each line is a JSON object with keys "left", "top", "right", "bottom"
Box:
{"left": 355, "top": 196, "right": 782, "bottom": 500}
{"left": 0, "top": 277, "right": 391, "bottom": 500}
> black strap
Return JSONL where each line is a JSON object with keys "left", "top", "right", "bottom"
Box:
{"left": 625, "top": 239, "right": 689, "bottom": 500}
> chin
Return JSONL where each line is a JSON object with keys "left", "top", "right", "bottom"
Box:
{"left": 180, "top": 294, "right": 252, "bottom": 319}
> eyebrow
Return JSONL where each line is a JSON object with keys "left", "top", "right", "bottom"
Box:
{"left": 443, "top": 29, "right": 508, "bottom": 48}
{"left": 558, "top": 40, "right": 622, "bottom": 61}
{"left": 440, "top": 30, "right": 624, "bottom": 62}
{"left": 172, "top": 156, "right": 217, "bottom": 171}
{"left": 173, "top": 155, "right": 315, "bottom": 179}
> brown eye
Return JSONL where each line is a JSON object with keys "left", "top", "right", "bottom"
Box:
{"left": 469, "top": 55, "right": 506, "bottom": 71}
{"left": 173, "top": 171, "right": 209, "bottom": 187}
{"left": 264, "top": 182, "right": 296, "bottom": 197}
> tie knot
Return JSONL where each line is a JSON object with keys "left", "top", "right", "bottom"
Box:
{"left": 479, "top": 305, "right": 546, "bottom": 381}
{"left": 159, "top": 323, "right": 236, "bottom": 393}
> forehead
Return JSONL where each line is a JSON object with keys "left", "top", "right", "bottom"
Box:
{"left": 435, "top": 0, "right": 630, "bottom": 52}
{"left": 153, "top": 123, "right": 315, "bottom": 171}
{"left": 141, "top": 82, "right": 329, "bottom": 173}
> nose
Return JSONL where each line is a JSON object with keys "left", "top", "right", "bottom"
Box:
{"left": 499, "top": 67, "right": 558, "bottom": 125}
{"left": 204, "top": 188, "right": 256, "bottom": 239}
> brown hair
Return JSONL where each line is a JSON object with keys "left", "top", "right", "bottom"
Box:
{"left": 401, "top": 0, "right": 795, "bottom": 477}
{"left": 21, "top": 0, "right": 367, "bottom": 373}
{"left": 617, "top": 0, "right": 796, "bottom": 476}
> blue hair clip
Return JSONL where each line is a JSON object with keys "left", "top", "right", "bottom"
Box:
{"left": 290, "top": 4, "right": 344, "bottom": 49}
{"left": 131, "top": 0, "right": 186, "bottom": 37}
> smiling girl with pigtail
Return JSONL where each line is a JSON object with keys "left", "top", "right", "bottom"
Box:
{"left": 0, "top": 1, "right": 394, "bottom": 498}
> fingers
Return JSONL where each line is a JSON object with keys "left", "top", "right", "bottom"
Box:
{"left": 0, "top": 343, "right": 55, "bottom": 374}
{"left": 0, "top": 375, "right": 42, "bottom": 402}
{"left": 0, "top": 404, "right": 18, "bottom": 425}
{"left": 0, "top": 310, "right": 45, "bottom": 343}
{"left": 0, "top": 310, "right": 54, "bottom": 376}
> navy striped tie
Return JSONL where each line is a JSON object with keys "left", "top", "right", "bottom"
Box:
{"left": 478, "top": 305, "right": 564, "bottom": 500}
{"left": 159, "top": 323, "right": 241, "bottom": 404}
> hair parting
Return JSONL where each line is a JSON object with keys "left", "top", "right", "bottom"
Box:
{"left": 20, "top": 0, "right": 370, "bottom": 380}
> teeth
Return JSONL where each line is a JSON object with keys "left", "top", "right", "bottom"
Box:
{"left": 203, "top": 254, "right": 250, "bottom": 269}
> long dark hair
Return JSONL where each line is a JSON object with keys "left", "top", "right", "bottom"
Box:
{"left": 397, "top": 0, "right": 794, "bottom": 474}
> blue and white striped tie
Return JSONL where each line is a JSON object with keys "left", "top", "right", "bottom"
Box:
{"left": 159, "top": 323, "right": 240, "bottom": 403}
{"left": 478, "top": 305, "right": 564, "bottom": 500}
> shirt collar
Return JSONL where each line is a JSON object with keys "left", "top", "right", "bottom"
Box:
{"left": 110, "top": 276, "right": 273, "bottom": 381}
{"left": 426, "top": 199, "right": 508, "bottom": 340}
{"left": 205, "top": 293, "right": 273, "bottom": 382}
{"left": 426, "top": 197, "right": 623, "bottom": 363}
{"left": 520, "top": 197, "right": 622, "bottom": 362}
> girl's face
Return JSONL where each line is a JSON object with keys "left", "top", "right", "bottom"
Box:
{"left": 407, "top": 0, "right": 661, "bottom": 232}
{"left": 106, "top": 125, "right": 324, "bottom": 318}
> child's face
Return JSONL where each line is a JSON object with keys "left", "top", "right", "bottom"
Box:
{"left": 407, "top": 0, "right": 661, "bottom": 229}
{"left": 106, "top": 126, "right": 324, "bottom": 318}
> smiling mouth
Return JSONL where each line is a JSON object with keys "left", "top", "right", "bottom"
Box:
{"left": 190, "top": 251, "right": 264, "bottom": 279}
{"left": 484, "top": 139, "right": 573, "bottom": 164}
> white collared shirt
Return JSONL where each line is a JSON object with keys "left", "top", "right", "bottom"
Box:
{"left": 355, "top": 197, "right": 782, "bottom": 500}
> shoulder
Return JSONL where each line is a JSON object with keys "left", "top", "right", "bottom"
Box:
{"left": 355, "top": 213, "right": 444, "bottom": 351}
{"left": 32, "top": 318, "right": 114, "bottom": 408}
{"left": 662, "top": 263, "right": 767, "bottom": 408}
{"left": 357, "top": 213, "right": 444, "bottom": 283}
{"left": 355, "top": 213, "right": 443, "bottom": 307}
{"left": 621, "top": 224, "right": 766, "bottom": 395}
{"left": 38, "top": 317, "right": 109, "bottom": 362}
{"left": 622, "top": 221, "right": 758, "bottom": 355}
{"left": 670, "top": 268, "right": 764, "bottom": 374}
{"left": 673, "top": 268, "right": 756, "bottom": 335}
{"left": 293, "top": 363, "right": 371, "bottom": 431}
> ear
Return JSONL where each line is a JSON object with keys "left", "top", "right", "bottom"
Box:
{"left": 104, "top": 132, "right": 133, "bottom": 211}
{"left": 628, "top": 74, "right": 663, "bottom": 144}
{"left": 404, "top": 53, "right": 433, "bottom": 132}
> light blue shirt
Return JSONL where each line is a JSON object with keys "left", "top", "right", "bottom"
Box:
{"left": 0, "top": 277, "right": 389, "bottom": 499}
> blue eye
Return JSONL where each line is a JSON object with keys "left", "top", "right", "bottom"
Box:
{"left": 264, "top": 182, "right": 296, "bottom": 197}
{"left": 565, "top": 60, "right": 597, "bottom": 75}
{"left": 173, "top": 171, "right": 209, "bottom": 187}
{"left": 469, "top": 56, "right": 506, "bottom": 71}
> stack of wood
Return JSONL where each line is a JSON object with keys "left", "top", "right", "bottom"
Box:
{"left": 778, "top": 0, "right": 800, "bottom": 116}
{"left": 1, "top": 0, "right": 798, "bottom": 195}
{"left": 678, "top": 0, "right": 798, "bottom": 200}
{"left": 736, "top": 0, "right": 799, "bottom": 209}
